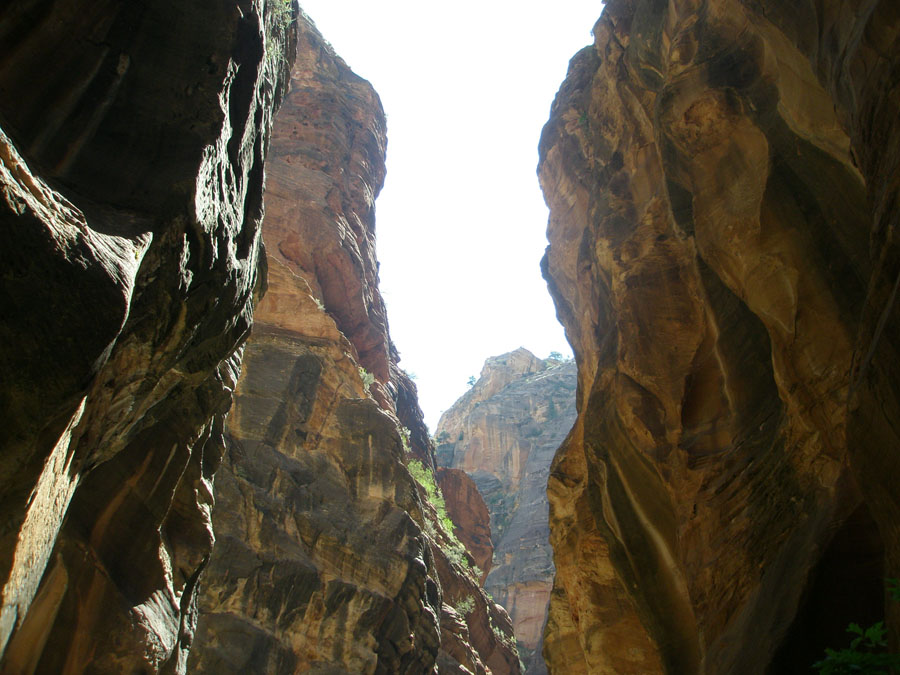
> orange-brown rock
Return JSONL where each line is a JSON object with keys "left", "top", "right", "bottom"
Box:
{"left": 437, "top": 350, "right": 576, "bottom": 674}
{"left": 437, "top": 468, "right": 494, "bottom": 582}
{"left": 0, "top": 2, "right": 296, "bottom": 671}
{"left": 539, "top": 0, "right": 900, "bottom": 672}
{"left": 187, "top": 13, "right": 519, "bottom": 674}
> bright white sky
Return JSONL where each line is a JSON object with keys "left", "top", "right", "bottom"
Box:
{"left": 297, "top": 1, "right": 603, "bottom": 430}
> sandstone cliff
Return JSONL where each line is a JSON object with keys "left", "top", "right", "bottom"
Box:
{"left": 187, "top": 13, "right": 520, "bottom": 674}
{"left": 437, "top": 349, "right": 577, "bottom": 674}
{"left": 0, "top": 1, "right": 296, "bottom": 672}
{"left": 539, "top": 0, "right": 900, "bottom": 672}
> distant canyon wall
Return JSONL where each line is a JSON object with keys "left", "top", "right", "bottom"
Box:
{"left": 539, "top": 0, "right": 900, "bottom": 672}
{"left": 437, "top": 349, "right": 577, "bottom": 674}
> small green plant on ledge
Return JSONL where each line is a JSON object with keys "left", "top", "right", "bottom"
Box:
{"left": 270, "top": 0, "right": 293, "bottom": 25}
{"left": 489, "top": 614, "right": 521, "bottom": 659}
{"left": 814, "top": 579, "right": 900, "bottom": 675}
{"left": 453, "top": 595, "right": 475, "bottom": 617}
{"left": 399, "top": 426, "right": 411, "bottom": 453}
{"left": 357, "top": 366, "right": 375, "bottom": 395}
{"left": 406, "top": 459, "right": 479, "bottom": 579}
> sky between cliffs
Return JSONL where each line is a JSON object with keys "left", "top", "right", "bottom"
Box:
{"left": 297, "top": 1, "right": 602, "bottom": 430}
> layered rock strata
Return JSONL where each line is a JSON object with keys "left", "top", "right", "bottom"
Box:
{"left": 188, "top": 13, "right": 520, "bottom": 674}
{"left": 437, "top": 349, "right": 577, "bottom": 674}
{"left": 539, "top": 0, "right": 900, "bottom": 672}
{"left": 0, "top": 1, "right": 296, "bottom": 672}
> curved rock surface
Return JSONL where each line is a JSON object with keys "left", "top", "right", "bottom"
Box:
{"left": 188, "top": 12, "right": 520, "bottom": 674}
{"left": 0, "top": 1, "right": 295, "bottom": 672}
{"left": 539, "top": 0, "right": 900, "bottom": 672}
{"left": 437, "top": 349, "right": 577, "bottom": 674}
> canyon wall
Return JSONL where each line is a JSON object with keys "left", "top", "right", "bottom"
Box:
{"left": 187, "top": 13, "right": 521, "bottom": 675}
{"left": 437, "top": 349, "right": 577, "bottom": 674}
{"left": 0, "top": 1, "right": 296, "bottom": 672}
{"left": 539, "top": 0, "right": 900, "bottom": 672}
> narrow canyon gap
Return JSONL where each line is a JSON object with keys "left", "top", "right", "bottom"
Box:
{"left": 1, "top": 1, "right": 899, "bottom": 674}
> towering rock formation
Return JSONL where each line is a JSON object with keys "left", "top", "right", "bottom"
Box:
{"left": 187, "top": 12, "right": 521, "bottom": 675}
{"left": 539, "top": 0, "right": 900, "bottom": 672}
{"left": 0, "top": 1, "right": 296, "bottom": 671}
{"left": 437, "top": 349, "right": 577, "bottom": 674}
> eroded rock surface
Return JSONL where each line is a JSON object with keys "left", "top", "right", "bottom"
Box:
{"left": 539, "top": 0, "right": 900, "bottom": 672}
{"left": 188, "top": 13, "right": 520, "bottom": 674}
{"left": 0, "top": 1, "right": 295, "bottom": 672}
{"left": 437, "top": 349, "right": 576, "bottom": 674}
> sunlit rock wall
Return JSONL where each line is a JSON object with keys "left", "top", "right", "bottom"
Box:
{"left": 539, "top": 0, "right": 900, "bottom": 672}
{"left": 0, "top": 1, "right": 296, "bottom": 672}
{"left": 437, "top": 349, "right": 577, "bottom": 674}
{"left": 187, "top": 12, "right": 520, "bottom": 674}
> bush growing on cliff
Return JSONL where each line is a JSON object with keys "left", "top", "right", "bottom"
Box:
{"left": 453, "top": 595, "right": 475, "bottom": 616}
{"left": 357, "top": 366, "right": 375, "bottom": 395}
{"left": 407, "top": 459, "right": 479, "bottom": 579}
{"left": 814, "top": 579, "right": 900, "bottom": 674}
{"left": 399, "top": 426, "right": 411, "bottom": 453}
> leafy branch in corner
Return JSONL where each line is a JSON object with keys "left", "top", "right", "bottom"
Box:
{"left": 814, "top": 578, "right": 900, "bottom": 675}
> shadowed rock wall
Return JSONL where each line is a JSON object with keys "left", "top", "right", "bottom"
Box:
{"left": 0, "top": 0, "right": 296, "bottom": 672}
{"left": 539, "top": 0, "right": 900, "bottom": 672}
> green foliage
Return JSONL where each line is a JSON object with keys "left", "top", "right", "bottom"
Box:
{"left": 399, "top": 427, "right": 411, "bottom": 454}
{"left": 436, "top": 431, "right": 451, "bottom": 443}
{"left": 814, "top": 579, "right": 900, "bottom": 675}
{"left": 489, "top": 614, "right": 520, "bottom": 657}
{"left": 265, "top": 0, "right": 294, "bottom": 67}
{"left": 467, "top": 375, "right": 476, "bottom": 387}
{"left": 407, "top": 459, "right": 478, "bottom": 580}
{"left": 453, "top": 595, "right": 475, "bottom": 616}
{"left": 270, "top": 0, "right": 293, "bottom": 24}
{"left": 357, "top": 366, "right": 375, "bottom": 395}
{"left": 548, "top": 351, "right": 564, "bottom": 361}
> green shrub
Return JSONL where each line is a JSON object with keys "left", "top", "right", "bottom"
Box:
{"left": 357, "top": 366, "right": 375, "bottom": 395}
{"left": 453, "top": 595, "right": 475, "bottom": 616}
{"left": 399, "top": 427, "right": 411, "bottom": 453}
{"left": 814, "top": 579, "right": 900, "bottom": 675}
{"left": 407, "top": 459, "right": 478, "bottom": 579}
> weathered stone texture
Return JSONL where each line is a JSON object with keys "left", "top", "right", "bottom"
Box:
{"left": 188, "top": 13, "right": 519, "bottom": 674}
{"left": 437, "top": 350, "right": 577, "bottom": 674}
{"left": 436, "top": 468, "right": 494, "bottom": 583}
{"left": 539, "top": 0, "right": 900, "bottom": 672}
{"left": 0, "top": 1, "right": 295, "bottom": 672}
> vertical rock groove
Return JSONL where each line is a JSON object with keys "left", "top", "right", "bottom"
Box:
{"left": 539, "top": 0, "right": 900, "bottom": 672}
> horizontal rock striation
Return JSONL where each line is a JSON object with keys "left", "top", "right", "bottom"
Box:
{"left": 188, "top": 12, "right": 520, "bottom": 674}
{"left": 437, "top": 349, "right": 577, "bottom": 674}
{"left": 539, "top": 0, "right": 900, "bottom": 672}
{"left": 0, "top": 1, "right": 296, "bottom": 672}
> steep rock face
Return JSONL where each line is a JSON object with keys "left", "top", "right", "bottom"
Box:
{"left": 0, "top": 1, "right": 295, "bottom": 672}
{"left": 539, "top": 1, "right": 900, "bottom": 672}
{"left": 437, "top": 350, "right": 577, "bottom": 674}
{"left": 188, "top": 13, "right": 520, "bottom": 674}
{"left": 436, "top": 468, "right": 494, "bottom": 581}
